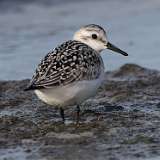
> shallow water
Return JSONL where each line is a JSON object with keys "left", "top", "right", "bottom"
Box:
{"left": 0, "top": 0, "right": 160, "bottom": 80}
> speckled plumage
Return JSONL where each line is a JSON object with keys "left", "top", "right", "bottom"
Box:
{"left": 28, "top": 40, "right": 104, "bottom": 89}
{"left": 25, "top": 24, "right": 128, "bottom": 123}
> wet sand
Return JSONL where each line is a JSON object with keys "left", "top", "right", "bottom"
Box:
{"left": 0, "top": 64, "right": 160, "bottom": 160}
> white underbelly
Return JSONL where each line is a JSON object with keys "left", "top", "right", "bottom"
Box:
{"left": 35, "top": 73, "right": 105, "bottom": 107}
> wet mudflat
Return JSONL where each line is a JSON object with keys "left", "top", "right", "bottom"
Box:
{"left": 0, "top": 64, "right": 160, "bottom": 160}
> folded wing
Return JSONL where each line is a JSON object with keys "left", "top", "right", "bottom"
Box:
{"left": 25, "top": 40, "right": 103, "bottom": 90}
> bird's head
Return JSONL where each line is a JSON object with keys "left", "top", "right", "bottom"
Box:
{"left": 73, "top": 24, "right": 128, "bottom": 56}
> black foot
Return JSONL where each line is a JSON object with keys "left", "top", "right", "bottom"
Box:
{"left": 60, "top": 107, "right": 65, "bottom": 123}
{"left": 76, "top": 105, "right": 80, "bottom": 125}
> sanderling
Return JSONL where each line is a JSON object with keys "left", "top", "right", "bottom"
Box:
{"left": 24, "top": 24, "right": 128, "bottom": 124}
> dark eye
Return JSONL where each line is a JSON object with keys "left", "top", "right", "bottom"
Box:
{"left": 92, "top": 34, "right": 97, "bottom": 39}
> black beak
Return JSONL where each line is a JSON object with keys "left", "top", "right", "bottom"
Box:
{"left": 106, "top": 42, "right": 128, "bottom": 56}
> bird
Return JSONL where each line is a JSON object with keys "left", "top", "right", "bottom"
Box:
{"left": 24, "top": 24, "right": 128, "bottom": 124}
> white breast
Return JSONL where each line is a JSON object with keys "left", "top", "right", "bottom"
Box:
{"left": 34, "top": 71, "right": 105, "bottom": 108}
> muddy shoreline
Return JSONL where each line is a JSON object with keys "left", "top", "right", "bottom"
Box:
{"left": 0, "top": 64, "right": 160, "bottom": 160}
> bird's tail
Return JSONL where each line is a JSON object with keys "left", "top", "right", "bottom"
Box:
{"left": 24, "top": 85, "right": 35, "bottom": 91}
{"left": 24, "top": 84, "right": 44, "bottom": 91}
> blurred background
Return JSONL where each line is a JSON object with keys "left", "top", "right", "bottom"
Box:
{"left": 0, "top": 0, "right": 160, "bottom": 80}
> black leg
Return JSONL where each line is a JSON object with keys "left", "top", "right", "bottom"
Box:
{"left": 60, "top": 107, "right": 65, "bottom": 123}
{"left": 76, "top": 105, "right": 80, "bottom": 125}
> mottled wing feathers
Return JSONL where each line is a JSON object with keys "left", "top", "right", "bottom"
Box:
{"left": 27, "top": 40, "right": 103, "bottom": 90}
